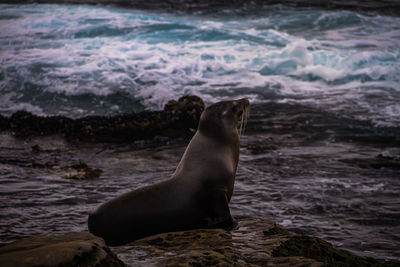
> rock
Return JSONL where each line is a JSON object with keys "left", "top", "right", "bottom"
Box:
{"left": 111, "top": 217, "right": 398, "bottom": 266}
{"left": 273, "top": 235, "right": 394, "bottom": 267}
{"left": 162, "top": 95, "right": 205, "bottom": 137}
{"left": 60, "top": 162, "right": 103, "bottom": 180}
{"left": 0, "top": 155, "right": 102, "bottom": 180}
{"left": 111, "top": 217, "right": 316, "bottom": 266}
{"left": 0, "top": 218, "right": 397, "bottom": 266}
{"left": 8, "top": 111, "right": 73, "bottom": 137}
{"left": 1, "top": 95, "right": 205, "bottom": 142}
{"left": 0, "top": 232, "right": 125, "bottom": 267}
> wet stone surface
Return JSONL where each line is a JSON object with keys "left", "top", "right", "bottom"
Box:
{"left": 0, "top": 217, "right": 397, "bottom": 266}
{"left": 0, "top": 232, "right": 125, "bottom": 267}
{"left": 111, "top": 217, "right": 398, "bottom": 266}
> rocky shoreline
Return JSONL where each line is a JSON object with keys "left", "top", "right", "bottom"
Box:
{"left": 112, "top": 216, "right": 398, "bottom": 266}
{"left": 1, "top": 0, "right": 400, "bottom": 15}
{"left": 1, "top": 217, "right": 398, "bottom": 266}
{"left": 1, "top": 96, "right": 399, "bottom": 265}
{"left": 0, "top": 96, "right": 204, "bottom": 143}
{"left": 0, "top": 232, "right": 125, "bottom": 267}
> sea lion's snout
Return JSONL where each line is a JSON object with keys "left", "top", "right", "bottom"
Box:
{"left": 199, "top": 98, "right": 250, "bottom": 136}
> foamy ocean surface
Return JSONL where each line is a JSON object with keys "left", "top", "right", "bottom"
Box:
{"left": 0, "top": 3, "right": 399, "bottom": 262}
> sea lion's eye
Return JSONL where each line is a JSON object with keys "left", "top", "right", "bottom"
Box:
{"left": 232, "top": 105, "right": 241, "bottom": 115}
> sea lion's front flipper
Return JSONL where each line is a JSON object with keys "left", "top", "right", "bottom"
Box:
{"left": 205, "top": 190, "right": 238, "bottom": 230}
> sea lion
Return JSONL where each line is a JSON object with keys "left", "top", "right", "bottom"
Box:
{"left": 88, "top": 98, "right": 249, "bottom": 246}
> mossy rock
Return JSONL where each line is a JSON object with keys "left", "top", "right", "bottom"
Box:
{"left": 0, "top": 232, "right": 125, "bottom": 267}
{"left": 273, "top": 235, "right": 397, "bottom": 267}
{"left": 2, "top": 95, "right": 205, "bottom": 142}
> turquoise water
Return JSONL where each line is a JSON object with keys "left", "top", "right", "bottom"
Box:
{"left": 0, "top": 4, "right": 399, "bottom": 126}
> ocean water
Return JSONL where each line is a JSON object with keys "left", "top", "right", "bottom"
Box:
{"left": 0, "top": 4, "right": 399, "bottom": 262}
{"left": 1, "top": 4, "right": 399, "bottom": 125}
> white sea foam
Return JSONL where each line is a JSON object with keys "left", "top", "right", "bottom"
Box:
{"left": 0, "top": 93, "right": 44, "bottom": 116}
{"left": 0, "top": 4, "right": 399, "bottom": 124}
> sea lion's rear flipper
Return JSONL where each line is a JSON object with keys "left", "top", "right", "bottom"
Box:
{"left": 205, "top": 190, "right": 237, "bottom": 230}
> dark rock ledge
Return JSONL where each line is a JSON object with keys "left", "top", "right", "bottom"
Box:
{"left": 0, "top": 217, "right": 398, "bottom": 266}
{"left": 112, "top": 217, "right": 397, "bottom": 266}
{"left": 0, "top": 232, "right": 125, "bottom": 267}
{"left": 0, "top": 95, "right": 204, "bottom": 143}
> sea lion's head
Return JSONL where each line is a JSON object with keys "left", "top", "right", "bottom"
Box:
{"left": 198, "top": 98, "right": 250, "bottom": 143}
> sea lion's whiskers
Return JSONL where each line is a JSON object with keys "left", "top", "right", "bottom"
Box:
{"left": 239, "top": 112, "right": 244, "bottom": 137}
{"left": 239, "top": 106, "right": 249, "bottom": 138}
{"left": 244, "top": 106, "right": 249, "bottom": 133}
